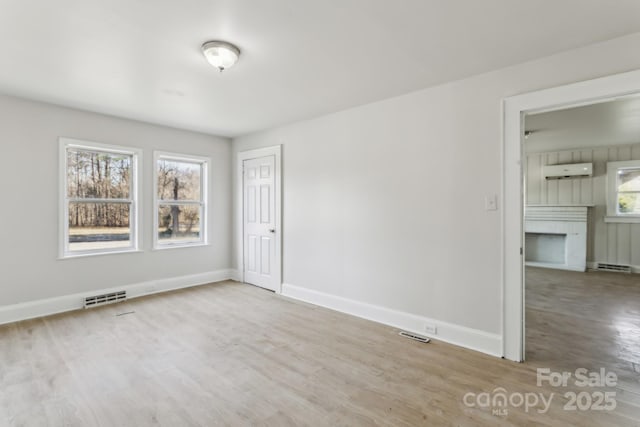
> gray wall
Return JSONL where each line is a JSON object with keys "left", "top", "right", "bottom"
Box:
{"left": 0, "top": 95, "right": 232, "bottom": 306}
{"left": 526, "top": 143, "right": 640, "bottom": 269}
{"left": 233, "top": 32, "right": 640, "bottom": 337}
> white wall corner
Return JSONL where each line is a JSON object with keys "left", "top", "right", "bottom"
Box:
{"left": 228, "top": 269, "right": 242, "bottom": 282}
{"left": 0, "top": 269, "right": 236, "bottom": 326}
{"left": 281, "top": 283, "right": 503, "bottom": 358}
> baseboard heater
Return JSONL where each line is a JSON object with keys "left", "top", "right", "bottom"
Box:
{"left": 594, "top": 263, "right": 632, "bottom": 274}
{"left": 84, "top": 291, "right": 127, "bottom": 308}
{"left": 399, "top": 331, "right": 430, "bottom": 343}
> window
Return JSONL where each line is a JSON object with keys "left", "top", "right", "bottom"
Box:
{"left": 60, "top": 138, "right": 140, "bottom": 257}
{"left": 154, "top": 152, "right": 208, "bottom": 248}
{"left": 606, "top": 160, "right": 640, "bottom": 223}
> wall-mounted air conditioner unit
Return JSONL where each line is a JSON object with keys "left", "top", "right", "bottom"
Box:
{"left": 543, "top": 163, "right": 593, "bottom": 180}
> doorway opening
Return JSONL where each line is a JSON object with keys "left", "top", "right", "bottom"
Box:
{"left": 503, "top": 69, "right": 640, "bottom": 362}
{"left": 522, "top": 98, "right": 640, "bottom": 390}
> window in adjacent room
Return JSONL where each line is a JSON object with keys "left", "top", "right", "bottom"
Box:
{"left": 154, "top": 152, "right": 208, "bottom": 248}
{"left": 61, "top": 138, "right": 141, "bottom": 257}
{"left": 606, "top": 160, "right": 640, "bottom": 222}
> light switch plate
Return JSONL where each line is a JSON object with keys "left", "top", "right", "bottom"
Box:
{"left": 485, "top": 195, "right": 498, "bottom": 211}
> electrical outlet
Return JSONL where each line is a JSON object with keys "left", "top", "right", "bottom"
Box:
{"left": 424, "top": 323, "right": 437, "bottom": 335}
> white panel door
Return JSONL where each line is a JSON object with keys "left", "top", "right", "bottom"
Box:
{"left": 243, "top": 155, "right": 277, "bottom": 291}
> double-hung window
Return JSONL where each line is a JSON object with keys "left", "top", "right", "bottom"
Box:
{"left": 61, "top": 138, "right": 140, "bottom": 257}
{"left": 606, "top": 160, "right": 640, "bottom": 223}
{"left": 154, "top": 152, "right": 208, "bottom": 248}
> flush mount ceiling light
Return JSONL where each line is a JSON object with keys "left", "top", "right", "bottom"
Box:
{"left": 201, "top": 41, "right": 240, "bottom": 72}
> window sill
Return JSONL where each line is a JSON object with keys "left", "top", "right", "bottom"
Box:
{"left": 59, "top": 249, "right": 143, "bottom": 260}
{"left": 152, "top": 242, "right": 210, "bottom": 251}
{"left": 604, "top": 216, "right": 640, "bottom": 224}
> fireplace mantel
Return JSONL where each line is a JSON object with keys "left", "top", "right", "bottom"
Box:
{"left": 524, "top": 205, "right": 590, "bottom": 272}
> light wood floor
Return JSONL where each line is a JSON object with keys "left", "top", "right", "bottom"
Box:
{"left": 526, "top": 266, "right": 640, "bottom": 424}
{"left": 0, "top": 274, "right": 638, "bottom": 426}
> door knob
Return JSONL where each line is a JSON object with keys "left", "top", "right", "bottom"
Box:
{"left": 269, "top": 229, "right": 276, "bottom": 233}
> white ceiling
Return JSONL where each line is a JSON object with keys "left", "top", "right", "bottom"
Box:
{"left": 525, "top": 95, "right": 640, "bottom": 152}
{"left": 2, "top": 0, "right": 640, "bottom": 137}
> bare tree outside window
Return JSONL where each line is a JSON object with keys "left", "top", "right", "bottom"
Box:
{"left": 156, "top": 156, "right": 206, "bottom": 246}
{"left": 63, "top": 142, "right": 138, "bottom": 256}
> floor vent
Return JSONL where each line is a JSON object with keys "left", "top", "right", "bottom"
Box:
{"left": 595, "top": 263, "right": 632, "bottom": 273}
{"left": 84, "top": 291, "right": 127, "bottom": 308}
{"left": 399, "top": 331, "right": 430, "bottom": 343}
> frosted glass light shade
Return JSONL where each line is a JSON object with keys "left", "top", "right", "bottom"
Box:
{"left": 202, "top": 41, "right": 240, "bottom": 71}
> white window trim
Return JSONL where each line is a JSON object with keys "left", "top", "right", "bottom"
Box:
{"left": 153, "top": 151, "right": 209, "bottom": 249}
{"left": 605, "top": 160, "right": 640, "bottom": 223}
{"left": 59, "top": 137, "right": 142, "bottom": 259}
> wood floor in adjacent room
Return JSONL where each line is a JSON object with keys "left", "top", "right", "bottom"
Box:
{"left": 525, "top": 266, "right": 640, "bottom": 425}
{"left": 0, "top": 274, "right": 639, "bottom": 426}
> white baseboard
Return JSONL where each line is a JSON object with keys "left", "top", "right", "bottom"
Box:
{"left": 0, "top": 269, "right": 236, "bottom": 326}
{"left": 281, "top": 283, "right": 502, "bottom": 358}
{"left": 228, "top": 269, "right": 242, "bottom": 282}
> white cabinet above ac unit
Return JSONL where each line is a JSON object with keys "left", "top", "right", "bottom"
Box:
{"left": 543, "top": 163, "right": 593, "bottom": 180}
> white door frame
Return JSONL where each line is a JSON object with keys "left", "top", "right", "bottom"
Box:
{"left": 236, "top": 145, "right": 282, "bottom": 292}
{"left": 503, "top": 69, "right": 640, "bottom": 362}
